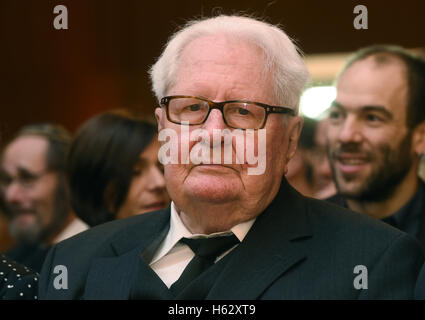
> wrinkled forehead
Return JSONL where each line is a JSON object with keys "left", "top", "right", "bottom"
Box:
{"left": 181, "top": 33, "right": 266, "bottom": 61}
{"left": 2, "top": 135, "right": 49, "bottom": 173}
{"left": 179, "top": 34, "right": 267, "bottom": 73}
{"left": 171, "top": 34, "right": 275, "bottom": 102}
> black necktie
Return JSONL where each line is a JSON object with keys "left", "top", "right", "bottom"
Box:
{"left": 169, "top": 234, "right": 239, "bottom": 295}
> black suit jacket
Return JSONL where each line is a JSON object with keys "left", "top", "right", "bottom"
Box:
{"left": 415, "top": 263, "right": 425, "bottom": 299}
{"left": 327, "top": 181, "right": 425, "bottom": 252}
{"left": 39, "top": 180, "right": 424, "bottom": 299}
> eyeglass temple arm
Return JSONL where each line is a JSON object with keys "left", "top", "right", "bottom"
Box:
{"left": 268, "top": 106, "right": 296, "bottom": 116}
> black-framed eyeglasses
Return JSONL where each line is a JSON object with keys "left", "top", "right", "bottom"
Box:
{"left": 160, "top": 95, "right": 296, "bottom": 130}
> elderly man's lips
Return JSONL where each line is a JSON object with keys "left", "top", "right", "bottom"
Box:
{"left": 193, "top": 164, "right": 238, "bottom": 173}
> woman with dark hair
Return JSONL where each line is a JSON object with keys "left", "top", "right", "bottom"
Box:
{"left": 68, "top": 110, "right": 170, "bottom": 227}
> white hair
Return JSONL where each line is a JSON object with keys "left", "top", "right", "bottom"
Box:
{"left": 149, "top": 15, "right": 310, "bottom": 112}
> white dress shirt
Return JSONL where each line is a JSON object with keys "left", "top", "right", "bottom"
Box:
{"left": 149, "top": 202, "right": 255, "bottom": 288}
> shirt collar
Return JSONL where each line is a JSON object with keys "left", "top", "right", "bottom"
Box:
{"left": 150, "top": 201, "right": 255, "bottom": 264}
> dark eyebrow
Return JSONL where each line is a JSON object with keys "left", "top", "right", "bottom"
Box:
{"left": 360, "top": 106, "right": 393, "bottom": 120}
{"left": 330, "top": 101, "right": 393, "bottom": 120}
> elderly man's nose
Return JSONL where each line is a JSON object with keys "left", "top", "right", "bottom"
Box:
{"left": 202, "top": 109, "right": 227, "bottom": 131}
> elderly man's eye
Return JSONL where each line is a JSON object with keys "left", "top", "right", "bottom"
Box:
{"left": 237, "top": 108, "right": 250, "bottom": 115}
{"left": 187, "top": 104, "right": 201, "bottom": 112}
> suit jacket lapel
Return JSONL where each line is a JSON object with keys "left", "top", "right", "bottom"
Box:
{"left": 208, "top": 179, "right": 312, "bottom": 299}
{"left": 131, "top": 224, "right": 174, "bottom": 299}
{"left": 83, "top": 208, "right": 171, "bottom": 300}
{"left": 83, "top": 247, "right": 143, "bottom": 300}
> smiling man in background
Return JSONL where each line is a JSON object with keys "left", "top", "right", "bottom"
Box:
{"left": 327, "top": 45, "right": 425, "bottom": 250}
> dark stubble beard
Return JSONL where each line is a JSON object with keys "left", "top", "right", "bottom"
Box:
{"left": 330, "top": 131, "right": 414, "bottom": 203}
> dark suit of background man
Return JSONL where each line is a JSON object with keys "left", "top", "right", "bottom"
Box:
{"left": 0, "top": 124, "right": 88, "bottom": 272}
{"left": 39, "top": 15, "right": 424, "bottom": 300}
{"left": 326, "top": 46, "right": 425, "bottom": 251}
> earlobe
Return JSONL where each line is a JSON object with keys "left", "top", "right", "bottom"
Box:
{"left": 286, "top": 117, "right": 303, "bottom": 162}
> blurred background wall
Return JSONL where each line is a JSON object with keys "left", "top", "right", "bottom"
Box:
{"left": 0, "top": 0, "right": 424, "bottom": 144}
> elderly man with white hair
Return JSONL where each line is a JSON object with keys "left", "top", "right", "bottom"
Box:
{"left": 39, "top": 15, "right": 423, "bottom": 300}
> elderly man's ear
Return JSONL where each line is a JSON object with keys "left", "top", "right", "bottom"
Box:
{"left": 286, "top": 117, "right": 303, "bottom": 163}
{"left": 155, "top": 107, "right": 164, "bottom": 132}
{"left": 412, "top": 120, "right": 425, "bottom": 156}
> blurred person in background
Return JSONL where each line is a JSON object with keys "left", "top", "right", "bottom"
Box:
{"left": 0, "top": 211, "right": 15, "bottom": 252}
{"left": 0, "top": 124, "right": 88, "bottom": 272}
{"left": 326, "top": 45, "right": 425, "bottom": 250}
{"left": 286, "top": 116, "right": 317, "bottom": 197}
{"left": 312, "top": 118, "right": 336, "bottom": 199}
{"left": 67, "top": 110, "right": 170, "bottom": 227}
{"left": 419, "top": 155, "right": 425, "bottom": 182}
{"left": 287, "top": 117, "right": 336, "bottom": 199}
